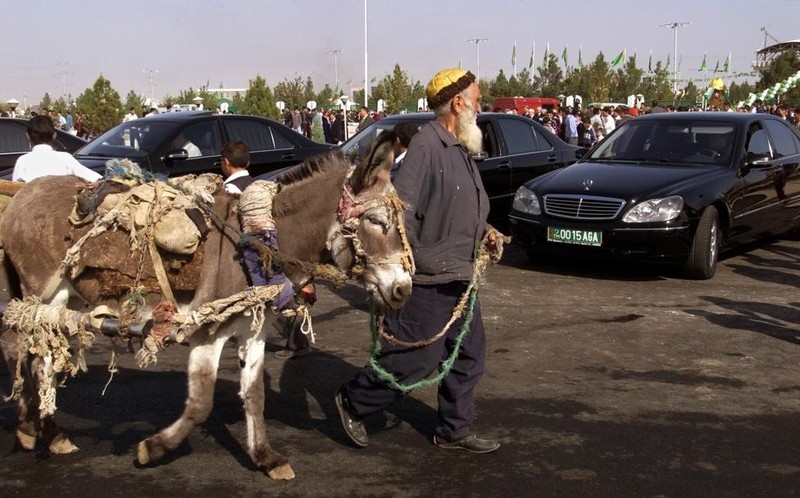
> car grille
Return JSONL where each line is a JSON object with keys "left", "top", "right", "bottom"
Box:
{"left": 543, "top": 194, "right": 626, "bottom": 220}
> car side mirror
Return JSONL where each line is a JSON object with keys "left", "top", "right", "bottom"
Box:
{"left": 746, "top": 151, "right": 771, "bottom": 167}
{"left": 165, "top": 148, "right": 189, "bottom": 161}
{"left": 471, "top": 152, "right": 488, "bottom": 161}
{"left": 576, "top": 148, "right": 589, "bottom": 159}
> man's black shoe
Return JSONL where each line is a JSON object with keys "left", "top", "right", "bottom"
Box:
{"left": 433, "top": 434, "right": 500, "bottom": 454}
{"left": 335, "top": 387, "right": 368, "bottom": 447}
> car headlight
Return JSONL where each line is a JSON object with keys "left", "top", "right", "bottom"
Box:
{"left": 512, "top": 186, "right": 541, "bottom": 215}
{"left": 622, "top": 195, "right": 683, "bottom": 223}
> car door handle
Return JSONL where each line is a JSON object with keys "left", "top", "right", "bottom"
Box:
{"left": 212, "top": 160, "right": 222, "bottom": 167}
{"left": 548, "top": 154, "right": 557, "bottom": 162}
{"left": 498, "top": 161, "right": 511, "bottom": 169}
{"left": 282, "top": 153, "right": 295, "bottom": 159}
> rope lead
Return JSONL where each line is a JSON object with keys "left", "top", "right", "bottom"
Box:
{"left": 367, "top": 290, "right": 477, "bottom": 394}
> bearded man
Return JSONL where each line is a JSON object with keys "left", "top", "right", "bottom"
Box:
{"left": 335, "top": 68, "right": 500, "bottom": 454}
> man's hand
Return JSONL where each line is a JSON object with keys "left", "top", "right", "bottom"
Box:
{"left": 483, "top": 225, "right": 511, "bottom": 264}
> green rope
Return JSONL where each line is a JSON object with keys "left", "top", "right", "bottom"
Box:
{"left": 367, "top": 289, "right": 477, "bottom": 394}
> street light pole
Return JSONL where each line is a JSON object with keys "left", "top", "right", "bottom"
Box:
{"left": 466, "top": 38, "right": 488, "bottom": 81}
{"left": 660, "top": 21, "right": 691, "bottom": 94}
{"left": 364, "top": 0, "right": 369, "bottom": 107}
{"left": 143, "top": 68, "right": 160, "bottom": 103}
{"left": 328, "top": 49, "right": 343, "bottom": 91}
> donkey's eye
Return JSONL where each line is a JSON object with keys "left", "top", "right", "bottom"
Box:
{"left": 367, "top": 214, "right": 388, "bottom": 231}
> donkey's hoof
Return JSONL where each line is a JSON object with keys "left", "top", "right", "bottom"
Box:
{"left": 137, "top": 438, "right": 166, "bottom": 465}
{"left": 267, "top": 463, "right": 296, "bottom": 480}
{"left": 137, "top": 440, "right": 152, "bottom": 465}
{"left": 15, "top": 429, "right": 36, "bottom": 451}
{"left": 49, "top": 434, "right": 79, "bottom": 454}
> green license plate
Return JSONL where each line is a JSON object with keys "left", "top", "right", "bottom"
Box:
{"left": 547, "top": 227, "right": 602, "bottom": 246}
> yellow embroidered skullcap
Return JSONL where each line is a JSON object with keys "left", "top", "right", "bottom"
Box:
{"left": 710, "top": 78, "right": 725, "bottom": 91}
{"left": 426, "top": 68, "right": 476, "bottom": 109}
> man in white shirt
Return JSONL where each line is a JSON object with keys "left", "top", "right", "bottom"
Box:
{"left": 122, "top": 107, "right": 138, "bottom": 122}
{"left": 12, "top": 115, "right": 102, "bottom": 183}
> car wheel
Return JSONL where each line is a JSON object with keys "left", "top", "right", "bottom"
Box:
{"left": 685, "top": 206, "right": 720, "bottom": 280}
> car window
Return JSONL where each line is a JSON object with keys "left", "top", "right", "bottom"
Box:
{"left": 497, "top": 118, "right": 543, "bottom": 154}
{"left": 223, "top": 119, "right": 292, "bottom": 152}
{"left": 746, "top": 122, "right": 771, "bottom": 158}
{"left": 763, "top": 120, "right": 799, "bottom": 158}
{"left": 479, "top": 121, "right": 499, "bottom": 157}
{"left": 341, "top": 121, "right": 403, "bottom": 164}
{"left": 76, "top": 121, "right": 177, "bottom": 158}
{"left": 176, "top": 121, "right": 221, "bottom": 157}
{"left": 592, "top": 119, "right": 736, "bottom": 165}
{"left": 0, "top": 122, "right": 29, "bottom": 153}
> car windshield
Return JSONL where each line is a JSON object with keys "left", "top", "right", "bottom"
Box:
{"left": 589, "top": 119, "right": 737, "bottom": 166}
{"left": 341, "top": 120, "right": 424, "bottom": 164}
{"left": 76, "top": 121, "right": 178, "bottom": 158}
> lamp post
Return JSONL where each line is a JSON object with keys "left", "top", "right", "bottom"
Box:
{"left": 660, "top": 21, "right": 691, "bottom": 94}
{"left": 143, "top": 68, "right": 159, "bottom": 102}
{"left": 340, "top": 95, "right": 350, "bottom": 142}
{"left": 466, "top": 38, "right": 488, "bottom": 81}
{"left": 328, "top": 49, "right": 343, "bottom": 91}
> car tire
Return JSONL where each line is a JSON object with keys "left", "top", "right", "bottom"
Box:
{"left": 685, "top": 206, "right": 720, "bottom": 280}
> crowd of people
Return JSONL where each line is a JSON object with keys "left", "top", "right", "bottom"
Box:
{"left": 497, "top": 98, "right": 800, "bottom": 149}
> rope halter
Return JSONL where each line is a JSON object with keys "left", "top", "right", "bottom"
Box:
{"left": 333, "top": 168, "right": 415, "bottom": 278}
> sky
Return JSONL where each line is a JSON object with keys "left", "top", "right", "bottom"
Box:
{"left": 2, "top": 0, "right": 799, "bottom": 107}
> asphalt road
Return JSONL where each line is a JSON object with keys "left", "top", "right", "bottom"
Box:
{"left": 2, "top": 238, "right": 800, "bottom": 497}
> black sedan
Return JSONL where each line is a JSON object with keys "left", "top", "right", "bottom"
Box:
{"left": 75, "top": 111, "right": 334, "bottom": 178}
{"left": 509, "top": 112, "right": 800, "bottom": 279}
{"left": 340, "top": 112, "right": 586, "bottom": 225}
{"left": 0, "top": 118, "right": 87, "bottom": 175}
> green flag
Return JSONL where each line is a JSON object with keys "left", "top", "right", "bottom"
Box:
{"left": 529, "top": 44, "right": 534, "bottom": 69}
{"left": 713, "top": 60, "right": 719, "bottom": 72}
{"left": 648, "top": 50, "right": 652, "bottom": 72}
{"left": 699, "top": 54, "right": 707, "bottom": 71}
{"left": 611, "top": 49, "right": 626, "bottom": 67}
{"left": 542, "top": 44, "right": 549, "bottom": 68}
{"left": 723, "top": 53, "right": 730, "bottom": 72}
{"left": 512, "top": 42, "right": 517, "bottom": 66}
{"left": 562, "top": 46, "right": 568, "bottom": 66}
{"left": 578, "top": 47, "right": 583, "bottom": 68}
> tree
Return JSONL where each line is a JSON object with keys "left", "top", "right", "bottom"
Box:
{"left": 613, "top": 56, "right": 645, "bottom": 102}
{"left": 489, "top": 69, "right": 511, "bottom": 101}
{"left": 239, "top": 75, "right": 279, "bottom": 119}
{"left": 124, "top": 90, "right": 143, "bottom": 115}
{"left": 274, "top": 75, "right": 306, "bottom": 109}
{"left": 39, "top": 92, "right": 53, "bottom": 112}
{"left": 176, "top": 86, "right": 219, "bottom": 110}
{"left": 566, "top": 53, "right": 610, "bottom": 102}
{"left": 372, "top": 64, "right": 413, "bottom": 114}
{"left": 74, "top": 75, "right": 124, "bottom": 134}
{"left": 303, "top": 76, "right": 315, "bottom": 107}
{"left": 728, "top": 80, "right": 755, "bottom": 104}
{"left": 508, "top": 69, "right": 535, "bottom": 98}
{"left": 51, "top": 96, "right": 70, "bottom": 116}
{"left": 534, "top": 53, "right": 565, "bottom": 98}
{"left": 316, "top": 83, "right": 337, "bottom": 110}
{"left": 160, "top": 94, "right": 177, "bottom": 109}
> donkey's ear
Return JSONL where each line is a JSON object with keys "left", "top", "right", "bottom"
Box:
{"left": 350, "top": 131, "right": 397, "bottom": 192}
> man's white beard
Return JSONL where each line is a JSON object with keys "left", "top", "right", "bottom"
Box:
{"left": 456, "top": 104, "right": 482, "bottom": 155}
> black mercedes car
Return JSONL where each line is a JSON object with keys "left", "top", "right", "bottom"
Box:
{"left": 509, "top": 112, "right": 800, "bottom": 279}
{"left": 0, "top": 118, "right": 87, "bottom": 176}
{"left": 340, "top": 112, "right": 586, "bottom": 225}
{"left": 75, "top": 111, "right": 334, "bottom": 178}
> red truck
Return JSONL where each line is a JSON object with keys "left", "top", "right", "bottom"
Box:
{"left": 491, "top": 97, "right": 560, "bottom": 115}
